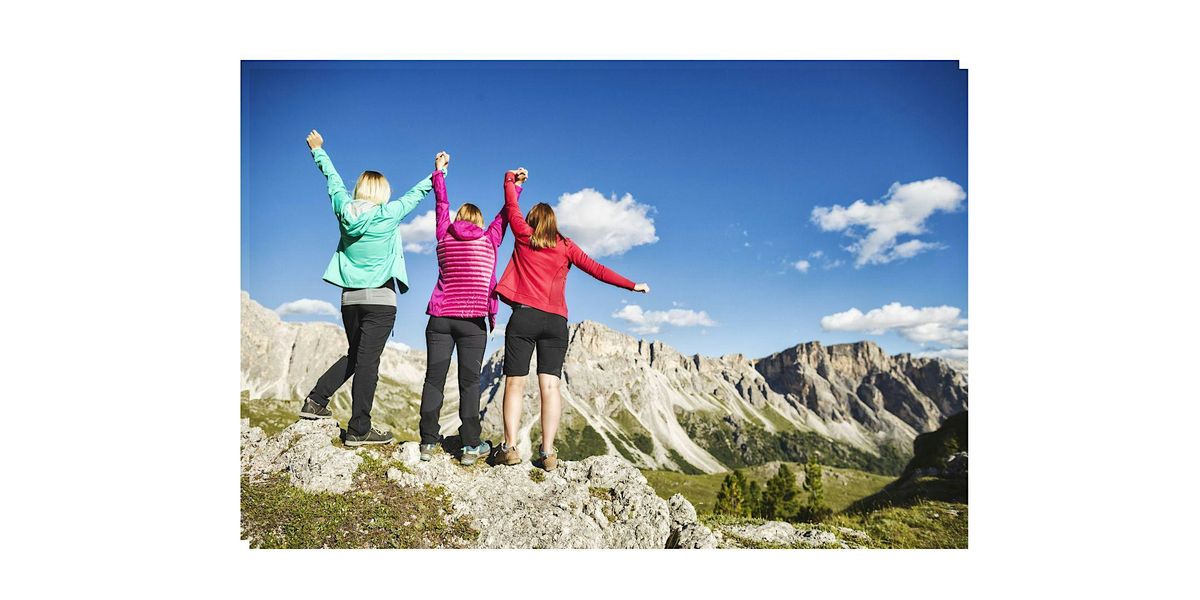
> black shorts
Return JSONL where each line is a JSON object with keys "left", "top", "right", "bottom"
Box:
{"left": 503, "top": 304, "right": 569, "bottom": 377}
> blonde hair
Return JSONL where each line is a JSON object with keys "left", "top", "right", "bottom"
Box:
{"left": 353, "top": 171, "right": 390, "bottom": 205}
{"left": 526, "top": 203, "right": 559, "bottom": 249}
{"left": 455, "top": 203, "right": 484, "bottom": 227}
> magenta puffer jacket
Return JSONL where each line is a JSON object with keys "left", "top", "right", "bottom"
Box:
{"left": 425, "top": 169, "right": 510, "bottom": 329}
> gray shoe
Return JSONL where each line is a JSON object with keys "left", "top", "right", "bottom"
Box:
{"left": 299, "top": 398, "right": 333, "bottom": 420}
{"left": 419, "top": 444, "right": 438, "bottom": 461}
{"left": 460, "top": 441, "right": 491, "bottom": 466}
{"left": 344, "top": 426, "right": 394, "bottom": 447}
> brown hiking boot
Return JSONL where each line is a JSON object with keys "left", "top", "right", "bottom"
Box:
{"left": 495, "top": 443, "right": 521, "bottom": 466}
{"left": 534, "top": 448, "right": 558, "bottom": 471}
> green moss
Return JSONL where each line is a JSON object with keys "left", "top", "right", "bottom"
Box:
{"left": 589, "top": 486, "right": 613, "bottom": 500}
{"left": 529, "top": 468, "right": 546, "bottom": 483}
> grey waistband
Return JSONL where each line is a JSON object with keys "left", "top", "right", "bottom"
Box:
{"left": 341, "top": 286, "right": 397, "bottom": 306}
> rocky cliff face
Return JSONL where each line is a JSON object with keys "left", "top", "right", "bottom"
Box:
{"left": 475, "top": 321, "right": 966, "bottom": 473}
{"left": 240, "top": 419, "right": 718, "bottom": 549}
{"left": 241, "top": 293, "right": 966, "bottom": 475}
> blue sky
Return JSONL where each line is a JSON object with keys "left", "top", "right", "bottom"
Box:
{"left": 242, "top": 61, "right": 967, "bottom": 360}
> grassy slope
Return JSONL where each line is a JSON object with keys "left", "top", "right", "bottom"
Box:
{"left": 643, "top": 463, "right": 967, "bottom": 549}
{"left": 642, "top": 463, "right": 893, "bottom": 515}
{"left": 241, "top": 447, "right": 477, "bottom": 549}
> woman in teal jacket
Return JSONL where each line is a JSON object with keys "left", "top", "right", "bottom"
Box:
{"left": 298, "top": 129, "right": 446, "bottom": 446}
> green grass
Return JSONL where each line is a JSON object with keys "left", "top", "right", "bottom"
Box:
{"left": 829, "top": 501, "right": 967, "bottom": 549}
{"left": 641, "top": 463, "right": 893, "bottom": 515}
{"left": 666, "top": 449, "right": 704, "bottom": 475}
{"left": 676, "top": 410, "right": 910, "bottom": 475}
{"left": 240, "top": 397, "right": 299, "bottom": 436}
{"left": 241, "top": 445, "right": 475, "bottom": 548}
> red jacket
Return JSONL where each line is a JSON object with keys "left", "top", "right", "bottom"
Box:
{"left": 494, "top": 171, "right": 636, "bottom": 319}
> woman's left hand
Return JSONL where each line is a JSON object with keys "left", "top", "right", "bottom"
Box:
{"left": 633, "top": 283, "right": 650, "bottom": 293}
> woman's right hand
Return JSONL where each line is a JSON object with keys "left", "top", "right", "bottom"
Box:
{"left": 306, "top": 129, "right": 323, "bottom": 151}
{"left": 513, "top": 167, "right": 529, "bottom": 184}
{"left": 435, "top": 151, "right": 450, "bottom": 171}
{"left": 633, "top": 283, "right": 650, "bottom": 293}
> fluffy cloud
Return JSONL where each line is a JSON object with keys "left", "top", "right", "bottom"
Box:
{"left": 398, "top": 210, "right": 437, "bottom": 253}
{"left": 793, "top": 260, "right": 811, "bottom": 273}
{"left": 811, "top": 177, "right": 965, "bottom": 266}
{"left": 612, "top": 304, "right": 716, "bottom": 335}
{"left": 275, "top": 298, "right": 339, "bottom": 318}
{"left": 820, "top": 302, "right": 968, "bottom": 355}
{"left": 554, "top": 189, "right": 658, "bottom": 257}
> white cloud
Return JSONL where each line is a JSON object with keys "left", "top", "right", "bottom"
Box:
{"left": 820, "top": 302, "right": 968, "bottom": 353}
{"left": 398, "top": 210, "right": 437, "bottom": 253}
{"left": 793, "top": 260, "right": 811, "bottom": 273}
{"left": 809, "top": 250, "right": 824, "bottom": 258}
{"left": 916, "top": 348, "right": 969, "bottom": 362}
{"left": 275, "top": 298, "right": 339, "bottom": 318}
{"left": 811, "top": 177, "right": 965, "bottom": 266}
{"left": 553, "top": 189, "right": 658, "bottom": 257}
{"left": 612, "top": 304, "right": 716, "bottom": 335}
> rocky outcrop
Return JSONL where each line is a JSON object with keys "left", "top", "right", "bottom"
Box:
{"left": 387, "top": 442, "right": 712, "bottom": 549}
{"left": 239, "top": 420, "right": 714, "bottom": 549}
{"left": 711, "top": 520, "right": 871, "bottom": 549}
{"left": 240, "top": 418, "right": 361, "bottom": 493}
{"left": 667, "top": 493, "right": 718, "bottom": 549}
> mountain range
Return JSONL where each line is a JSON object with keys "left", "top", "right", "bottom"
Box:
{"left": 241, "top": 292, "right": 967, "bottom": 475}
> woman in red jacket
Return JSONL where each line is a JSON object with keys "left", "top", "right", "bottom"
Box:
{"left": 493, "top": 168, "right": 649, "bottom": 471}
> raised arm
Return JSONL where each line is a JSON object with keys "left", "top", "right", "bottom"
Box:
{"left": 566, "top": 242, "right": 643, "bottom": 291}
{"left": 484, "top": 206, "right": 508, "bottom": 247}
{"left": 431, "top": 151, "right": 451, "bottom": 239}
{"left": 384, "top": 173, "right": 435, "bottom": 221}
{"left": 306, "top": 130, "right": 351, "bottom": 217}
{"left": 503, "top": 168, "right": 532, "bottom": 241}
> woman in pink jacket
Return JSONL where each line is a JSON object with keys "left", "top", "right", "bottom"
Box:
{"left": 418, "top": 152, "right": 509, "bottom": 465}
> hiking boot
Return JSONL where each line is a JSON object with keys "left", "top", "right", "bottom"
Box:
{"left": 460, "top": 441, "right": 491, "bottom": 466}
{"left": 419, "top": 443, "right": 438, "bottom": 461}
{"left": 534, "top": 447, "right": 558, "bottom": 471}
{"left": 298, "top": 398, "right": 333, "bottom": 420}
{"left": 495, "top": 443, "right": 521, "bottom": 466}
{"left": 344, "top": 426, "right": 394, "bottom": 447}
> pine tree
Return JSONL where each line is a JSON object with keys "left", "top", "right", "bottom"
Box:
{"left": 762, "top": 464, "right": 801, "bottom": 521}
{"left": 714, "top": 473, "right": 746, "bottom": 516}
{"left": 745, "top": 480, "right": 763, "bottom": 518}
{"left": 801, "top": 454, "right": 831, "bottom": 522}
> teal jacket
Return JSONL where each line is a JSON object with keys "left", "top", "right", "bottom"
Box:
{"left": 312, "top": 148, "right": 433, "bottom": 294}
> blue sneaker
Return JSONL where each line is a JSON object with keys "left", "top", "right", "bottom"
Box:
{"left": 460, "top": 441, "right": 492, "bottom": 466}
{"left": 419, "top": 444, "right": 438, "bottom": 461}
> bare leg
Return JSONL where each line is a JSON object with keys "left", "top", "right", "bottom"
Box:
{"left": 539, "top": 373, "right": 562, "bottom": 452}
{"left": 502, "top": 375, "right": 526, "bottom": 447}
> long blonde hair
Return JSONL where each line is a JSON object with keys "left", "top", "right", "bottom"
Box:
{"left": 353, "top": 171, "right": 390, "bottom": 205}
{"left": 526, "top": 203, "right": 559, "bottom": 249}
{"left": 455, "top": 203, "right": 484, "bottom": 227}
